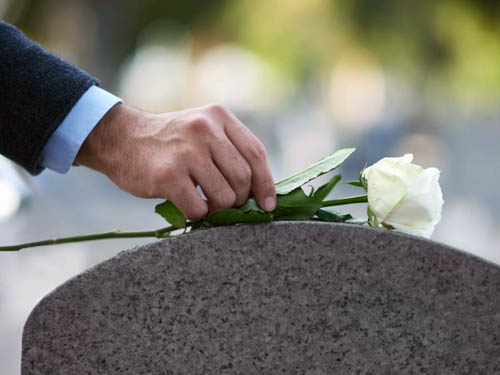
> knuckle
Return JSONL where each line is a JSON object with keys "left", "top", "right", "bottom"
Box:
{"left": 235, "top": 164, "right": 252, "bottom": 185}
{"left": 187, "top": 115, "right": 213, "bottom": 134}
{"left": 248, "top": 141, "right": 267, "bottom": 161}
{"left": 207, "top": 103, "right": 229, "bottom": 117}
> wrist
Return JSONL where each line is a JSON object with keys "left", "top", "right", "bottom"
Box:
{"left": 75, "top": 102, "right": 133, "bottom": 175}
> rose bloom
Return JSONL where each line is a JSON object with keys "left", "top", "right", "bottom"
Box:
{"left": 362, "top": 154, "right": 444, "bottom": 238}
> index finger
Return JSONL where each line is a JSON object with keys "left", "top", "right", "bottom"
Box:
{"left": 223, "top": 114, "right": 276, "bottom": 212}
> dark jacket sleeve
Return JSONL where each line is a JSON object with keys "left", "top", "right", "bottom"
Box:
{"left": 0, "top": 20, "right": 99, "bottom": 174}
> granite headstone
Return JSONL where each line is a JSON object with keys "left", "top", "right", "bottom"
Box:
{"left": 22, "top": 222, "right": 500, "bottom": 374}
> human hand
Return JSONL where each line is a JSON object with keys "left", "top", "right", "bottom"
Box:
{"left": 75, "top": 103, "right": 276, "bottom": 220}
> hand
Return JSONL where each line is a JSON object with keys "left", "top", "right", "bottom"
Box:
{"left": 75, "top": 103, "right": 276, "bottom": 220}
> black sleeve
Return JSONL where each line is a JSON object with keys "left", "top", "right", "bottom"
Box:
{"left": 0, "top": 19, "right": 99, "bottom": 174}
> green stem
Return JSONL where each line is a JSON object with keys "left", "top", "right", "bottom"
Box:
{"left": 1, "top": 194, "right": 368, "bottom": 252}
{"left": 322, "top": 194, "right": 368, "bottom": 207}
{"left": 0, "top": 225, "right": 181, "bottom": 252}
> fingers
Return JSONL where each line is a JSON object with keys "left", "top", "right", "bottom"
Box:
{"left": 210, "top": 135, "right": 252, "bottom": 207}
{"left": 221, "top": 112, "right": 276, "bottom": 212}
{"left": 190, "top": 159, "right": 237, "bottom": 211}
{"left": 160, "top": 176, "right": 208, "bottom": 220}
{"left": 152, "top": 103, "right": 274, "bottom": 219}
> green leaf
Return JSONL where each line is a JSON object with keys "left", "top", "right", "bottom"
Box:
{"left": 315, "top": 209, "right": 367, "bottom": 225}
{"left": 346, "top": 217, "right": 368, "bottom": 225}
{"left": 346, "top": 181, "right": 364, "bottom": 187}
{"left": 273, "top": 187, "right": 322, "bottom": 220}
{"left": 205, "top": 197, "right": 272, "bottom": 227}
{"left": 206, "top": 208, "right": 273, "bottom": 226}
{"left": 315, "top": 208, "right": 353, "bottom": 222}
{"left": 312, "top": 175, "right": 341, "bottom": 202}
{"left": 155, "top": 201, "right": 186, "bottom": 229}
{"left": 239, "top": 197, "right": 264, "bottom": 213}
{"left": 189, "top": 220, "right": 204, "bottom": 231}
{"left": 274, "top": 148, "right": 356, "bottom": 195}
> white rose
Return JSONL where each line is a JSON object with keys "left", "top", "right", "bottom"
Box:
{"left": 362, "top": 154, "right": 444, "bottom": 238}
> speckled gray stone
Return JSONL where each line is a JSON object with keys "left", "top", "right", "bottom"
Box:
{"left": 22, "top": 222, "right": 500, "bottom": 375}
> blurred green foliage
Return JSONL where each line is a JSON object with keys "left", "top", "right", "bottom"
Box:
{"left": 8, "top": 0, "right": 500, "bottom": 105}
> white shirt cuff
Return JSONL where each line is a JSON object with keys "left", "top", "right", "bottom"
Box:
{"left": 39, "top": 85, "right": 122, "bottom": 173}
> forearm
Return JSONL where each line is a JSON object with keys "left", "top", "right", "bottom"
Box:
{"left": 0, "top": 20, "right": 98, "bottom": 174}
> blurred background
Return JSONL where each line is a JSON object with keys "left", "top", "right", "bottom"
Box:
{"left": 1, "top": 0, "right": 500, "bottom": 372}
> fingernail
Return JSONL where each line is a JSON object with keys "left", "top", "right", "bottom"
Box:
{"left": 264, "top": 196, "right": 276, "bottom": 212}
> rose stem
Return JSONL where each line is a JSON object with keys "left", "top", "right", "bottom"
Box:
{"left": 0, "top": 225, "right": 182, "bottom": 252}
{"left": 322, "top": 194, "right": 368, "bottom": 207}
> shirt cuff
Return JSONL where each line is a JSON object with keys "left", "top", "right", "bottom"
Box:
{"left": 39, "top": 85, "right": 122, "bottom": 174}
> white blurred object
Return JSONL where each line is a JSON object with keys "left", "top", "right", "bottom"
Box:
{"left": 0, "top": 156, "right": 30, "bottom": 221}
{"left": 193, "top": 44, "right": 288, "bottom": 112}
{"left": 118, "top": 44, "right": 191, "bottom": 112}
{"left": 433, "top": 198, "right": 500, "bottom": 264}
{"left": 330, "top": 52, "right": 386, "bottom": 131}
{"left": 118, "top": 20, "right": 192, "bottom": 112}
{"left": 0, "top": 181, "right": 21, "bottom": 221}
{"left": 279, "top": 107, "right": 337, "bottom": 178}
{"left": 392, "top": 133, "right": 449, "bottom": 173}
